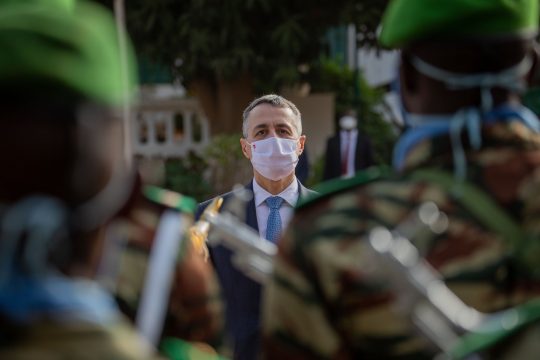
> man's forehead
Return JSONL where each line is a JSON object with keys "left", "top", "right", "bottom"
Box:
{"left": 251, "top": 121, "right": 293, "bottom": 129}
{"left": 247, "top": 104, "right": 295, "bottom": 128}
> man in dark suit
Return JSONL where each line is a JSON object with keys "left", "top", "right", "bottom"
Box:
{"left": 322, "top": 111, "right": 375, "bottom": 181}
{"left": 196, "top": 94, "right": 316, "bottom": 360}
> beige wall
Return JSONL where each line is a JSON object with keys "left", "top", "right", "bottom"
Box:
{"left": 284, "top": 92, "right": 335, "bottom": 163}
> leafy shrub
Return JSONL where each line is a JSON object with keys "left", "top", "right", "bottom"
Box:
{"left": 203, "top": 133, "right": 253, "bottom": 196}
{"left": 163, "top": 152, "right": 213, "bottom": 202}
{"left": 306, "top": 56, "right": 397, "bottom": 165}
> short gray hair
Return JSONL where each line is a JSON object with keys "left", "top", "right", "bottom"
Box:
{"left": 242, "top": 94, "right": 302, "bottom": 138}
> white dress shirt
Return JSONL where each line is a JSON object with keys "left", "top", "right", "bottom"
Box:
{"left": 340, "top": 129, "right": 358, "bottom": 178}
{"left": 252, "top": 177, "right": 299, "bottom": 241}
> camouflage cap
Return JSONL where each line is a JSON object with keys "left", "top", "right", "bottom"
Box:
{"left": 379, "top": 0, "right": 539, "bottom": 48}
{"left": 0, "top": 0, "right": 137, "bottom": 105}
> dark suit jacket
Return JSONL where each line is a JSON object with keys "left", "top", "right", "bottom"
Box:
{"left": 322, "top": 131, "right": 375, "bottom": 181}
{"left": 295, "top": 150, "right": 309, "bottom": 184}
{"left": 195, "top": 179, "right": 316, "bottom": 360}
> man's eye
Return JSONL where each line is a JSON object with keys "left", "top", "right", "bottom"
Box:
{"left": 255, "top": 130, "right": 265, "bottom": 136}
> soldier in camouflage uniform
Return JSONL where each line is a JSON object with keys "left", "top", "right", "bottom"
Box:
{"left": 0, "top": 1, "right": 222, "bottom": 359}
{"left": 110, "top": 181, "right": 224, "bottom": 351}
{"left": 263, "top": 1, "right": 540, "bottom": 359}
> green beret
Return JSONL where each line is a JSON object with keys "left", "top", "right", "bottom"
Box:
{"left": 0, "top": 0, "right": 137, "bottom": 105}
{"left": 380, "top": 0, "right": 539, "bottom": 48}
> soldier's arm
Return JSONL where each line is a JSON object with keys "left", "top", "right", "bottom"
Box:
{"left": 262, "top": 222, "right": 346, "bottom": 359}
{"left": 262, "top": 180, "right": 422, "bottom": 359}
{"left": 112, "top": 185, "right": 224, "bottom": 351}
{"left": 165, "top": 236, "right": 224, "bottom": 348}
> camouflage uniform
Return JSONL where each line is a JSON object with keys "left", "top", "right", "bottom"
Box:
{"left": 0, "top": 172, "right": 223, "bottom": 360}
{"left": 263, "top": 0, "right": 540, "bottom": 357}
{"left": 110, "top": 182, "right": 224, "bottom": 349}
{"left": 263, "top": 121, "right": 540, "bottom": 359}
{"left": 0, "top": 1, "right": 222, "bottom": 359}
{"left": 0, "top": 318, "right": 155, "bottom": 360}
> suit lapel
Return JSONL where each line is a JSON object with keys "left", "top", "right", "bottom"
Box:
{"left": 297, "top": 179, "right": 314, "bottom": 200}
{"left": 245, "top": 181, "right": 259, "bottom": 232}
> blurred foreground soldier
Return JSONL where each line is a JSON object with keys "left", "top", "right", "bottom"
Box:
{"left": 0, "top": 1, "right": 148, "bottom": 358}
{"left": 263, "top": 0, "right": 540, "bottom": 359}
{"left": 0, "top": 1, "right": 221, "bottom": 358}
{"left": 109, "top": 183, "right": 224, "bottom": 353}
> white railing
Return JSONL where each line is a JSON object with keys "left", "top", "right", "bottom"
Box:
{"left": 133, "top": 97, "right": 210, "bottom": 158}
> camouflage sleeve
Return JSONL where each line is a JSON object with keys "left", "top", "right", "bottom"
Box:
{"left": 262, "top": 214, "right": 345, "bottom": 359}
{"left": 0, "top": 319, "right": 159, "bottom": 360}
{"left": 262, "top": 191, "right": 429, "bottom": 359}
{"left": 163, "top": 235, "right": 224, "bottom": 348}
{"left": 112, "top": 196, "right": 224, "bottom": 350}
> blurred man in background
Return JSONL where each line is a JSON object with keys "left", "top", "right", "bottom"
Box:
{"left": 322, "top": 109, "right": 374, "bottom": 180}
{"left": 264, "top": 0, "right": 540, "bottom": 359}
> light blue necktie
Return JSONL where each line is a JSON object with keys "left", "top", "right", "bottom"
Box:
{"left": 265, "top": 196, "right": 284, "bottom": 243}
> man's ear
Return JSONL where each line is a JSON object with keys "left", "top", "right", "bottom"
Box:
{"left": 240, "top": 138, "right": 251, "bottom": 160}
{"left": 297, "top": 135, "right": 306, "bottom": 154}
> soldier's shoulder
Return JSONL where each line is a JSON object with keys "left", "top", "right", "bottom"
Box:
{"left": 296, "top": 166, "right": 393, "bottom": 210}
{"left": 0, "top": 319, "right": 157, "bottom": 360}
{"left": 143, "top": 185, "right": 197, "bottom": 215}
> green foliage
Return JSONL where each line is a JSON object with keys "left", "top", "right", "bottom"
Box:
{"left": 163, "top": 134, "right": 252, "bottom": 201}
{"left": 306, "top": 154, "right": 325, "bottom": 188}
{"left": 357, "top": 73, "right": 397, "bottom": 165}
{"left": 306, "top": 57, "right": 397, "bottom": 165}
{"left": 126, "top": 0, "right": 387, "bottom": 88}
{"left": 164, "top": 152, "right": 212, "bottom": 202}
{"left": 307, "top": 57, "right": 357, "bottom": 118}
{"left": 203, "top": 133, "right": 253, "bottom": 196}
{"left": 203, "top": 133, "right": 244, "bottom": 167}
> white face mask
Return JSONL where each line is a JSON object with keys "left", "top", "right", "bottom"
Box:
{"left": 339, "top": 115, "right": 357, "bottom": 130}
{"left": 248, "top": 137, "right": 299, "bottom": 181}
